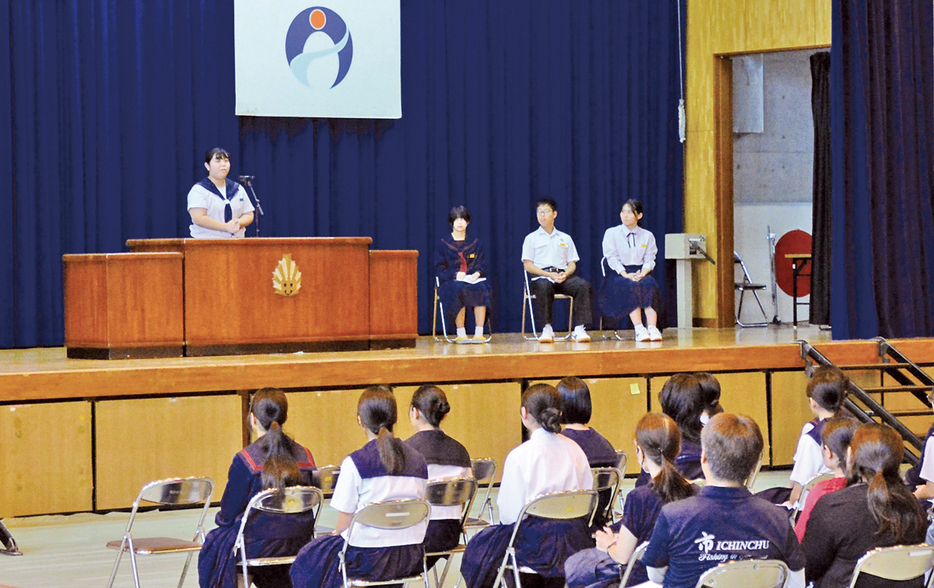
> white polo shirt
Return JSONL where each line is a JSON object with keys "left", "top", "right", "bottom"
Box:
{"left": 520, "top": 226, "right": 580, "bottom": 270}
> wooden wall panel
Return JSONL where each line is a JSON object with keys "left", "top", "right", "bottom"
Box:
{"left": 770, "top": 371, "right": 813, "bottom": 466}
{"left": 650, "top": 372, "right": 770, "bottom": 464}
{"left": 685, "top": 0, "right": 832, "bottom": 322}
{"left": 287, "top": 389, "right": 366, "bottom": 468}
{"left": 95, "top": 396, "right": 242, "bottom": 510}
{"left": 0, "top": 402, "right": 92, "bottom": 517}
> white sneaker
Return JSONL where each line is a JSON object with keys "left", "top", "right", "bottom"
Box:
{"left": 539, "top": 325, "right": 555, "bottom": 343}
{"left": 571, "top": 327, "right": 591, "bottom": 343}
{"left": 647, "top": 325, "right": 663, "bottom": 341}
{"left": 634, "top": 325, "right": 651, "bottom": 342}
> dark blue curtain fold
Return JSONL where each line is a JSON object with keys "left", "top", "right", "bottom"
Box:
{"left": 830, "top": 0, "right": 934, "bottom": 339}
{"left": 1, "top": 0, "right": 685, "bottom": 347}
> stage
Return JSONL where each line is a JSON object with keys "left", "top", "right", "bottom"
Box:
{"left": 1, "top": 325, "right": 933, "bottom": 518}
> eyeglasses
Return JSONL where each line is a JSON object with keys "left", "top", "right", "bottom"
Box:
{"left": 536, "top": 209, "right": 554, "bottom": 216}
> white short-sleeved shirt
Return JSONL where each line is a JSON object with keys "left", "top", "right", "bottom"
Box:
{"left": 789, "top": 421, "right": 832, "bottom": 487}
{"left": 919, "top": 437, "right": 934, "bottom": 483}
{"left": 496, "top": 428, "right": 593, "bottom": 525}
{"left": 187, "top": 182, "right": 254, "bottom": 239}
{"left": 330, "top": 455, "right": 428, "bottom": 548}
{"left": 428, "top": 464, "right": 473, "bottom": 520}
{"left": 602, "top": 224, "right": 658, "bottom": 274}
{"left": 520, "top": 227, "right": 580, "bottom": 271}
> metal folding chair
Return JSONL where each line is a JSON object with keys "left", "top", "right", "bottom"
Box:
{"left": 463, "top": 458, "right": 497, "bottom": 533}
{"left": 598, "top": 257, "right": 627, "bottom": 340}
{"left": 745, "top": 451, "right": 765, "bottom": 491}
{"left": 433, "top": 277, "right": 492, "bottom": 343}
{"left": 734, "top": 251, "right": 769, "bottom": 327}
{"left": 491, "top": 490, "right": 599, "bottom": 588}
{"left": 423, "top": 477, "right": 479, "bottom": 588}
{"left": 522, "top": 270, "right": 573, "bottom": 341}
{"left": 789, "top": 472, "right": 834, "bottom": 523}
{"left": 618, "top": 541, "right": 649, "bottom": 587}
{"left": 339, "top": 499, "right": 432, "bottom": 588}
{"left": 694, "top": 559, "right": 791, "bottom": 588}
{"left": 847, "top": 544, "right": 934, "bottom": 588}
{"left": 615, "top": 450, "right": 629, "bottom": 516}
{"left": 591, "top": 467, "right": 623, "bottom": 525}
{"left": 105, "top": 476, "right": 215, "bottom": 588}
{"left": 235, "top": 486, "right": 324, "bottom": 587}
{"left": 312, "top": 465, "right": 341, "bottom": 534}
{"left": 0, "top": 521, "right": 22, "bottom": 556}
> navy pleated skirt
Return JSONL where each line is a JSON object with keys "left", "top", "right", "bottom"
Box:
{"left": 290, "top": 534, "right": 425, "bottom": 588}
{"left": 438, "top": 280, "right": 491, "bottom": 323}
{"left": 598, "top": 265, "right": 660, "bottom": 320}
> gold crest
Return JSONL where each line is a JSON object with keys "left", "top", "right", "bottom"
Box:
{"left": 272, "top": 254, "right": 302, "bottom": 297}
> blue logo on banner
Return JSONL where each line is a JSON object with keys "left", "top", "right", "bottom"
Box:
{"left": 285, "top": 7, "right": 353, "bottom": 89}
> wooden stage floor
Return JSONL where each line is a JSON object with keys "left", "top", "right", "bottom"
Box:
{"left": 2, "top": 325, "right": 932, "bottom": 403}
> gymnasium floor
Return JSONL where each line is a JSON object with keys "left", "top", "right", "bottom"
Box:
{"left": 0, "top": 471, "right": 792, "bottom": 588}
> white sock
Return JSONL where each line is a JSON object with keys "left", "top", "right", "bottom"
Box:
{"left": 457, "top": 327, "right": 467, "bottom": 338}
{"left": 474, "top": 326, "right": 484, "bottom": 337}
{"left": 633, "top": 322, "right": 645, "bottom": 330}
{"left": 574, "top": 324, "right": 586, "bottom": 333}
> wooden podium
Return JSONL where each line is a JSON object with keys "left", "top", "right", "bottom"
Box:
{"left": 64, "top": 238, "right": 417, "bottom": 358}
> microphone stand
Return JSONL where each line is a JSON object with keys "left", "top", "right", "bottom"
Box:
{"left": 238, "top": 176, "right": 264, "bottom": 237}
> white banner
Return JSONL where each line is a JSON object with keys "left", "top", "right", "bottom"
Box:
{"left": 234, "top": 0, "right": 401, "bottom": 119}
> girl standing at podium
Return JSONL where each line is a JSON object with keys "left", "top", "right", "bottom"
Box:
{"left": 187, "top": 148, "right": 254, "bottom": 239}
{"left": 598, "top": 200, "right": 661, "bottom": 342}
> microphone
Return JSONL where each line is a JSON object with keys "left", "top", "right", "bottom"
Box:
{"left": 238, "top": 175, "right": 254, "bottom": 186}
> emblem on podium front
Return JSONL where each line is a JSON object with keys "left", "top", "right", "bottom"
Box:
{"left": 273, "top": 254, "right": 302, "bottom": 296}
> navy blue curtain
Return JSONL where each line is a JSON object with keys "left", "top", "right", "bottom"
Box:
{"left": 1, "top": 0, "right": 685, "bottom": 348}
{"left": 830, "top": 0, "right": 934, "bottom": 339}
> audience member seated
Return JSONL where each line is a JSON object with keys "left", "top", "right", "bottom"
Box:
{"left": 802, "top": 423, "right": 927, "bottom": 588}
{"left": 435, "top": 205, "right": 492, "bottom": 342}
{"left": 793, "top": 417, "right": 859, "bottom": 542}
{"left": 694, "top": 373, "right": 723, "bottom": 424}
{"left": 403, "top": 384, "right": 472, "bottom": 567}
{"left": 565, "top": 413, "right": 697, "bottom": 588}
{"left": 290, "top": 386, "right": 429, "bottom": 588}
{"left": 636, "top": 374, "right": 705, "bottom": 487}
{"left": 461, "top": 383, "right": 594, "bottom": 588}
{"left": 905, "top": 389, "right": 934, "bottom": 501}
{"left": 759, "top": 366, "right": 849, "bottom": 505}
{"left": 639, "top": 413, "right": 805, "bottom": 588}
{"left": 198, "top": 388, "right": 316, "bottom": 588}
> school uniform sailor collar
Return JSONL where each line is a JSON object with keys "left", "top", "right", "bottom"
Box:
{"left": 197, "top": 177, "right": 240, "bottom": 201}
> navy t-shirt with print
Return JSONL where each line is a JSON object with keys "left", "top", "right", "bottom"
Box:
{"left": 641, "top": 485, "right": 805, "bottom": 588}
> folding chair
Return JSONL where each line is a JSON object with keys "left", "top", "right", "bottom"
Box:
{"left": 463, "top": 458, "right": 497, "bottom": 533}
{"left": 598, "top": 257, "right": 627, "bottom": 340}
{"left": 522, "top": 270, "right": 573, "bottom": 341}
{"left": 0, "top": 521, "right": 22, "bottom": 556}
{"left": 491, "top": 489, "right": 599, "bottom": 588}
{"left": 744, "top": 452, "right": 765, "bottom": 491}
{"left": 694, "top": 559, "right": 791, "bottom": 588}
{"left": 235, "top": 486, "right": 324, "bottom": 587}
{"left": 106, "top": 476, "right": 215, "bottom": 588}
{"left": 847, "top": 544, "right": 934, "bottom": 588}
{"left": 433, "top": 277, "right": 492, "bottom": 343}
{"left": 734, "top": 251, "right": 769, "bottom": 327}
{"left": 423, "top": 477, "right": 479, "bottom": 588}
{"left": 591, "top": 467, "right": 623, "bottom": 525}
{"left": 312, "top": 465, "right": 341, "bottom": 534}
{"left": 339, "top": 499, "right": 432, "bottom": 588}
{"left": 615, "top": 450, "right": 629, "bottom": 516}
{"left": 789, "top": 472, "right": 834, "bottom": 523}
{"left": 618, "top": 541, "right": 649, "bottom": 587}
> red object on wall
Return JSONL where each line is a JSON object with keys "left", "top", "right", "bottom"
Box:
{"left": 775, "top": 230, "right": 812, "bottom": 297}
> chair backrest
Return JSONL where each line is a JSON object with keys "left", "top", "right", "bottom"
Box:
{"left": 791, "top": 472, "right": 834, "bottom": 521}
{"left": 847, "top": 544, "right": 934, "bottom": 588}
{"left": 506, "top": 490, "right": 598, "bottom": 552}
{"left": 619, "top": 541, "right": 649, "bottom": 587}
{"left": 235, "top": 486, "right": 324, "bottom": 564}
{"left": 425, "top": 477, "right": 478, "bottom": 518}
{"left": 345, "top": 499, "right": 431, "bottom": 548}
{"left": 695, "top": 559, "right": 790, "bottom": 588}
{"left": 615, "top": 450, "right": 628, "bottom": 473}
{"left": 744, "top": 452, "right": 765, "bottom": 491}
{"left": 137, "top": 477, "right": 214, "bottom": 507}
{"left": 733, "top": 251, "right": 757, "bottom": 285}
{"left": 470, "top": 458, "right": 497, "bottom": 522}
{"left": 312, "top": 465, "right": 341, "bottom": 496}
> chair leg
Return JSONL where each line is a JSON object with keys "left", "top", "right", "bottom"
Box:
{"left": 128, "top": 544, "right": 142, "bottom": 588}
{"left": 105, "top": 537, "right": 128, "bottom": 588}
{"left": 177, "top": 552, "right": 195, "bottom": 588}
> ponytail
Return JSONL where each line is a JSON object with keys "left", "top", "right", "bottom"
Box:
{"left": 651, "top": 455, "right": 695, "bottom": 504}
{"left": 359, "top": 385, "right": 408, "bottom": 475}
{"left": 250, "top": 389, "right": 300, "bottom": 489}
{"left": 850, "top": 424, "right": 926, "bottom": 542}
{"left": 637, "top": 413, "right": 694, "bottom": 504}
{"left": 521, "top": 384, "right": 564, "bottom": 433}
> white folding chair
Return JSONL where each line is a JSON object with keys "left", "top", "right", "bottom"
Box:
{"left": 105, "top": 476, "right": 215, "bottom": 588}
{"left": 847, "top": 544, "right": 934, "bottom": 588}
{"left": 790, "top": 472, "right": 834, "bottom": 523}
{"left": 591, "top": 467, "right": 623, "bottom": 525}
{"left": 491, "top": 489, "right": 599, "bottom": 588}
{"left": 618, "top": 541, "right": 649, "bottom": 587}
{"left": 694, "top": 559, "right": 791, "bottom": 588}
{"left": 522, "top": 270, "right": 573, "bottom": 341}
{"left": 433, "top": 277, "right": 492, "bottom": 343}
{"left": 423, "top": 477, "right": 479, "bottom": 588}
{"left": 235, "top": 486, "right": 324, "bottom": 587}
{"left": 463, "top": 458, "right": 497, "bottom": 533}
{"left": 340, "top": 498, "right": 432, "bottom": 588}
